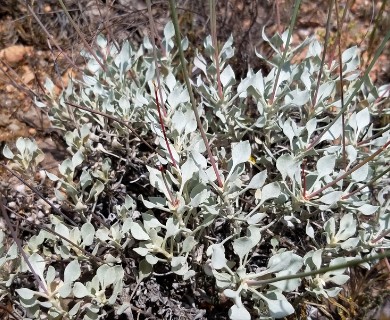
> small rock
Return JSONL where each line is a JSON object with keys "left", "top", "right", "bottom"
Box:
{"left": 28, "top": 128, "right": 37, "bottom": 135}
{"left": 0, "top": 45, "right": 33, "bottom": 65}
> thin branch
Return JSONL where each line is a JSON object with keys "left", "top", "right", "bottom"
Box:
{"left": 25, "top": 3, "right": 80, "bottom": 72}
{"left": 57, "top": 0, "right": 107, "bottom": 72}
{"left": 245, "top": 249, "right": 390, "bottom": 286}
{"left": 306, "top": 139, "right": 390, "bottom": 199}
{"left": 153, "top": 82, "right": 177, "bottom": 168}
{"left": 209, "top": 0, "right": 223, "bottom": 100}
{"left": 168, "top": 0, "right": 223, "bottom": 188}
{"left": 146, "top": 0, "right": 167, "bottom": 117}
{"left": 0, "top": 193, "right": 49, "bottom": 295}
{"left": 64, "top": 101, "right": 158, "bottom": 154}
{"left": 311, "top": 0, "right": 334, "bottom": 110}
{"left": 334, "top": 0, "right": 347, "bottom": 170}
{"left": 270, "top": 0, "right": 302, "bottom": 104}
{"left": 307, "top": 27, "right": 390, "bottom": 151}
{"left": 1, "top": 164, "right": 77, "bottom": 226}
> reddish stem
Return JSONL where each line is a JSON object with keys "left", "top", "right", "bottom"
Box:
{"left": 306, "top": 139, "right": 390, "bottom": 199}
{"left": 153, "top": 82, "right": 177, "bottom": 168}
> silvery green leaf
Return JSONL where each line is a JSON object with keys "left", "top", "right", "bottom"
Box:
{"left": 351, "top": 163, "right": 368, "bottom": 182}
{"left": 311, "top": 249, "right": 323, "bottom": 270}
{"left": 320, "top": 116, "right": 343, "bottom": 142}
{"left": 96, "top": 34, "right": 107, "bottom": 48}
{"left": 139, "top": 259, "right": 152, "bottom": 280}
{"left": 232, "top": 140, "right": 251, "bottom": 169}
{"left": 59, "top": 282, "right": 72, "bottom": 298}
{"left": 88, "top": 180, "right": 104, "bottom": 201}
{"left": 15, "top": 137, "right": 26, "bottom": 154}
{"left": 228, "top": 304, "right": 251, "bottom": 320}
{"left": 356, "top": 108, "right": 370, "bottom": 135}
{"left": 317, "top": 154, "right": 336, "bottom": 177}
{"left": 342, "top": 46, "right": 357, "bottom": 62}
{"left": 194, "top": 54, "right": 208, "bottom": 76}
{"left": 64, "top": 260, "right": 81, "bottom": 284}
{"left": 357, "top": 204, "right": 379, "bottom": 215}
{"left": 283, "top": 119, "right": 295, "bottom": 146}
{"left": 248, "top": 170, "right": 267, "bottom": 189}
{"left": 328, "top": 274, "right": 350, "bottom": 285}
{"left": 114, "top": 40, "right": 131, "bottom": 70}
{"left": 247, "top": 213, "right": 267, "bottom": 225}
{"left": 182, "top": 236, "right": 197, "bottom": 253}
{"left": 131, "top": 222, "right": 150, "bottom": 241}
{"left": 220, "top": 34, "right": 234, "bottom": 60}
{"left": 28, "top": 253, "right": 46, "bottom": 284}
{"left": 307, "top": 39, "right": 322, "bottom": 57}
{"left": 141, "top": 196, "right": 167, "bottom": 209}
{"left": 143, "top": 36, "right": 152, "bottom": 49}
{"left": 324, "top": 217, "right": 336, "bottom": 241}
{"left": 147, "top": 166, "right": 171, "bottom": 199}
{"left": 306, "top": 221, "right": 315, "bottom": 239}
{"left": 2, "top": 145, "right": 14, "bottom": 159}
{"left": 273, "top": 253, "right": 303, "bottom": 291}
{"left": 212, "top": 270, "right": 232, "bottom": 288}
{"left": 164, "top": 20, "right": 175, "bottom": 40}
{"left": 46, "top": 266, "right": 56, "bottom": 284}
{"left": 166, "top": 72, "right": 176, "bottom": 92}
{"left": 276, "top": 154, "right": 296, "bottom": 180}
{"left": 210, "top": 244, "right": 227, "bottom": 270}
{"left": 81, "top": 223, "right": 95, "bottom": 246}
{"left": 142, "top": 212, "right": 163, "bottom": 231}
{"left": 285, "top": 88, "right": 310, "bottom": 106}
{"left": 73, "top": 282, "right": 90, "bottom": 298}
{"left": 44, "top": 78, "right": 55, "bottom": 95}
{"left": 316, "top": 82, "right": 335, "bottom": 103}
{"left": 340, "top": 237, "right": 359, "bottom": 250}
{"left": 171, "top": 256, "right": 189, "bottom": 275}
{"left": 189, "top": 184, "right": 210, "bottom": 207}
{"left": 233, "top": 236, "right": 254, "bottom": 261}
{"left": 165, "top": 218, "right": 179, "bottom": 238}
{"left": 16, "top": 288, "right": 35, "bottom": 300}
{"left": 306, "top": 118, "right": 317, "bottom": 142}
{"left": 133, "top": 247, "right": 149, "bottom": 256}
{"left": 267, "top": 251, "right": 295, "bottom": 273}
{"left": 318, "top": 191, "right": 343, "bottom": 205}
{"left": 220, "top": 65, "right": 235, "bottom": 87}
{"left": 345, "top": 145, "right": 357, "bottom": 167}
{"left": 261, "top": 290, "right": 295, "bottom": 318}
{"left": 145, "top": 254, "right": 159, "bottom": 265}
{"left": 260, "top": 182, "right": 281, "bottom": 205}
{"left": 180, "top": 158, "right": 198, "bottom": 190}
{"left": 96, "top": 228, "right": 110, "bottom": 241}
{"left": 69, "top": 301, "right": 82, "bottom": 317}
{"left": 336, "top": 213, "right": 356, "bottom": 241}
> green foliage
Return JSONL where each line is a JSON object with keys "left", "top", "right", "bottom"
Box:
{"left": 2, "top": 19, "right": 389, "bottom": 319}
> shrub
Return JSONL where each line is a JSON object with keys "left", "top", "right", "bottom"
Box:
{"left": 1, "top": 14, "right": 390, "bottom": 320}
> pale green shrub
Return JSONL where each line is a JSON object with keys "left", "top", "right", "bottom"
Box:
{"left": 2, "top": 19, "right": 389, "bottom": 320}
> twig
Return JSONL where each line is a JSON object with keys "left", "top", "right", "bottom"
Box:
{"left": 270, "top": 0, "right": 302, "bottom": 104}
{"left": 57, "top": 0, "right": 107, "bottom": 72}
{"left": 306, "top": 139, "right": 390, "bottom": 199}
{"left": 25, "top": 4, "right": 80, "bottom": 72}
{"left": 64, "top": 102, "right": 158, "bottom": 155}
{"left": 1, "top": 164, "right": 77, "bottom": 226}
{"left": 146, "top": 0, "right": 167, "bottom": 117}
{"left": 0, "top": 193, "right": 49, "bottom": 295}
{"left": 209, "top": 0, "right": 223, "bottom": 100}
{"left": 153, "top": 82, "right": 177, "bottom": 168}
{"left": 168, "top": 0, "right": 223, "bottom": 188}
